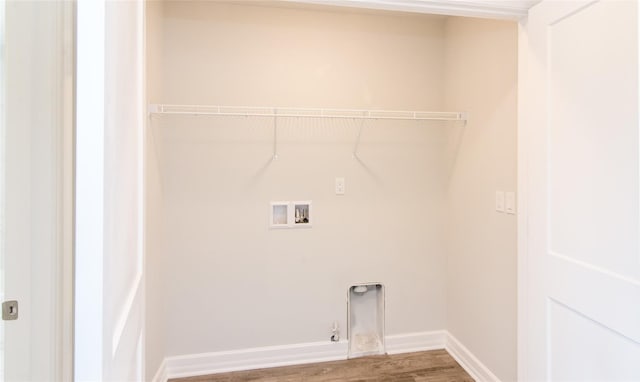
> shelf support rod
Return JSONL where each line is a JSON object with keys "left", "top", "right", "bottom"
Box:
{"left": 352, "top": 118, "right": 366, "bottom": 158}
{"left": 273, "top": 109, "right": 278, "bottom": 160}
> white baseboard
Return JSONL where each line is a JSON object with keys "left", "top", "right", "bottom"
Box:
{"left": 386, "top": 330, "right": 446, "bottom": 354}
{"left": 150, "top": 360, "right": 167, "bottom": 382}
{"left": 445, "top": 332, "right": 501, "bottom": 382}
{"left": 161, "top": 340, "right": 349, "bottom": 381}
{"left": 152, "top": 330, "right": 499, "bottom": 382}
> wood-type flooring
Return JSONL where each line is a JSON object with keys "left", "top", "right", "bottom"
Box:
{"left": 170, "top": 349, "right": 475, "bottom": 382}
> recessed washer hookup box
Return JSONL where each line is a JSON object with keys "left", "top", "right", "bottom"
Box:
{"left": 348, "top": 283, "right": 385, "bottom": 358}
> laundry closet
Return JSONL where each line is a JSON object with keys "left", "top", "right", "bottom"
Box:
{"left": 144, "top": 2, "right": 517, "bottom": 381}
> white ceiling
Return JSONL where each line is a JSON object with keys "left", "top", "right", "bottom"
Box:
{"left": 287, "top": 0, "right": 542, "bottom": 20}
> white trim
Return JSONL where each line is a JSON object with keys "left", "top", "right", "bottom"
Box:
{"left": 445, "top": 333, "right": 501, "bottom": 382}
{"left": 140, "top": 0, "right": 148, "bottom": 379}
{"left": 0, "top": 1, "right": 6, "bottom": 377}
{"left": 286, "top": 0, "right": 539, "bottom": 20}
{"left": 385, "top": 330, "right": 446, "bottom": 354}
{"left": 150, "top": 359, "right": 168, "bottom": 382}
{"left": 153, "top": 330, "right": 503, "bottom": 382}
{"left": 59, "top": 2, "right": 75, "bottom": 380}
{"left": 74, "top": 1, "right": 106, "bottom": 380}
{"left": 516, "top": 16, "right": 531, "bottom": 382}
{"left": 111, "top": 273, "right": 143, "bottom": 356}
{"left": 164, "top": 340, "right": 349, "bottom": 380}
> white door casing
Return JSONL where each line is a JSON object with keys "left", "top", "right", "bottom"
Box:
{"left": 3, "top": 1, "right": 74, "bottom": 381}
{"left": 75, "top": 1, "right": 146, "bottom": 380}
{"left": 104, "top": 1, "right": 146, "bottom": 380}
{"left": 520, "top": 0, "right": 640, "bottom": 380}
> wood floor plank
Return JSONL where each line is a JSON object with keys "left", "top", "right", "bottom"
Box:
{"left": 170, "top": 349, "right": 474, "bottom": 382}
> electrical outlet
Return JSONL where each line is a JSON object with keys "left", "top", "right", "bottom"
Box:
{"left": 335, "top": 177, "right": 345, "bottom": 195}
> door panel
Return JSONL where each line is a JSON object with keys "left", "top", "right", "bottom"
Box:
{"left": 548, "top": 0, "right": 639, "bottom": 279}
{"left": 523, "top": 0, "right": 640, "bottom": 380}
{"left": 549, "top": 300, "right": 640, "bottom": 382}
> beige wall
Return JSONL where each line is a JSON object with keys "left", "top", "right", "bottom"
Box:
{"left": 160, "top": 2, "right": 445, "bottom": 110}
{"left": 145, "top": 1, "right": 518, "bottom": 379}
{"left": 153, "top": 1, "right": 449, "bottom": 356}
{"left": 444, "top": 17, "right": 518, "bottom": 382}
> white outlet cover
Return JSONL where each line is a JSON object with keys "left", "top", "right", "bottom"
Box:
{"left": 335, "top": 177, "right": 345, "bottom": 195}
{"left": 495, "top": 191, "right": 505, "bottom": 212}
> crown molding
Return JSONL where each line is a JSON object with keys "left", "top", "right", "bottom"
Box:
{"left": 285, "top": 0, "right": 540, "bottom": 20}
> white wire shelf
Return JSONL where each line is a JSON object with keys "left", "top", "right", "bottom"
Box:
{"left": 148, "top": 104, "right": 467, "bottom": 159}
{"left": 148, "top": 104, "right": 467, "bottom": 122}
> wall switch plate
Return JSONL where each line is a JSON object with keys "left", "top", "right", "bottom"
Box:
{"left": 495, "top": 191, "right": 505, "bottom": 212}
{"left": 335, "top": 177, "right": 345, "bottom": 195}
{"left": 505, "top": 192, "right": 516, "bottom": 214}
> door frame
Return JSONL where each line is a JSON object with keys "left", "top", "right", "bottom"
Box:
{"left": 38, "top": 1, "right": 76, "bottom": 380}
{"left": 7, "top": 1, "right": 557, "bottom": 380}
{"left": 516, "top": 16, "right": 531, "bottom": 381}
{"left": 1, "top": 0, "right": 74, "bottom": 380}
{"left": 59, "top": 2, "right": 75, "bottom": 380}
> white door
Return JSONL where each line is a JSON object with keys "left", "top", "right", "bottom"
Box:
{"left": 1, "top": 1, "right": 73, "bottom": 381}
{"left": 74, "top": 1, "right": 146, "bottom": 380}
{"left": 521, "top": 0, "right": 640, "bottom": 380}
